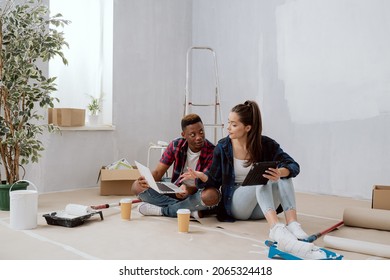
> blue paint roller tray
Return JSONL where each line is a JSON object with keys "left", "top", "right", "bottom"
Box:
{"left": 43, "top": 210, "right": 103, "bottom": 228}
{"left": 265, "top": 240, "right": 343, "bottom": 260}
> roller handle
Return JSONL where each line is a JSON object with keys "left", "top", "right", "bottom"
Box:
{"left": 302, "top": 221, "right": 344, "bottom": 243}
{"left": 90, "top": 199, "right": 141, "bottom": 210}
{"left": 91, "top": 203, "right": 117, "bottom": 210}
{"left": 304, "top": 233, "right": 322, "bottom": 243}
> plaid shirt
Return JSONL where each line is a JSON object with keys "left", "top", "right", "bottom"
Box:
{"left": 160, "top": 137, "right": 215, "bottom": 186}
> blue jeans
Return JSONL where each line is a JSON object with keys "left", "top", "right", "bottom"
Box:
{"left": 231, "top": 178, "right": 296, "bottom": 220}
{"left": 137, "top": 188, "right": 212, "bottom": 217}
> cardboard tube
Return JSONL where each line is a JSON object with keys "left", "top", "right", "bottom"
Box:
{"left": 343, "top": 207, "right": 390, "bottom": 231}
{"left": 323, "top": 235, "right": 390, "bottom": 258}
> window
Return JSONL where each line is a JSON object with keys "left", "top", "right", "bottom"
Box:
{"left": 49, "top": 0, "right": 113, "bottom": 126}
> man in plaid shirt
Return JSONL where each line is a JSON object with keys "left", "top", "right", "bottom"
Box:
{"left": 132, "top": 114, "right": 221, "bottom": 218}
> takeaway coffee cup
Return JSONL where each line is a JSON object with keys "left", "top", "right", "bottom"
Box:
{"left": 177, "top": 208, "right": 191, "bottom": 233}
{"left": 120, "top": 198, "right": 132, "bottom": 220}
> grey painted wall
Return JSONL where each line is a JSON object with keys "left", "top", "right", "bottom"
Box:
{"left": 23, "top": 0, "right": 389, "bottom": 201}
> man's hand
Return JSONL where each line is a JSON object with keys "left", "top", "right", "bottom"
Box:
{"left": 175, "top": 184, "right": 197, "bottom": 199}
{"left": 137, "top": 176, "right": 150, "bottom": 190}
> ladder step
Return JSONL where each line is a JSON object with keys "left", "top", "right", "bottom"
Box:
{"left": 203, "top": 124, "right": 224, "bottom": 128}
{"left": 187, "top": 103, "right": 220, "bottom": 107}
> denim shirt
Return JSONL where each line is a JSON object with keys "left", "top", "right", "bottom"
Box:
{"left": 197, "top": 135, "right": 300, "bottom": 221}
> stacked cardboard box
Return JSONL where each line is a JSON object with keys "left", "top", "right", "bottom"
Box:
{"left": 48, "top": 108, "right": 85, "bottom": 127}
{"left": 372, "top": 185, "right": 390, "bottom": 210}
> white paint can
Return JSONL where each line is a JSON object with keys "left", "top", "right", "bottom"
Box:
{"left": 9, "top": 180, "right": 38, "bottom": 230}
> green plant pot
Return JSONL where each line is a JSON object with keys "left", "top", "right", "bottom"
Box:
{"left": 0, "top": 182, "right": 29, "bottom": 211}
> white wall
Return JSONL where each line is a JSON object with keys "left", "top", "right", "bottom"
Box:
{"left": 191, "top": 0, "right": 390, "bottom": 199}
{"left": 25, "top": 0, "right": 192, "bottom": 192}
{"left": 24, "top": 0, "right": 389, "bottom": 200}
{"left": 277, "top": 0, "right": 390, "bottom": 198}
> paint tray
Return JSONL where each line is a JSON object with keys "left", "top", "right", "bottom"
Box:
{"left": 265, "top": 240, "right": 343, "bottom": 260}
{"left": 43, "top": 210, "right": 103, "bottom": 228}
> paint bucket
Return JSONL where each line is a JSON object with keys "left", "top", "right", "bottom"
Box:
{"left": 0, "top": 182, "right": 28, "bottom": 211}
{"left": 9, "top": 180, "right": 38, "bottom": 230}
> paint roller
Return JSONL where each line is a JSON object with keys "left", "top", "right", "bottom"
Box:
{"left": 65, "top": 199, "right": 142, "bottom": 216}
{"left": 302, "top": 221, "right": 344, "bottom": 243}
{"left": 65, "top": 204, "right": 94, "bottom": 216}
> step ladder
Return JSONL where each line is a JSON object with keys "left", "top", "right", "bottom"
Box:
{"left": 184, "top": 46, "right": 224, "bottom": 144}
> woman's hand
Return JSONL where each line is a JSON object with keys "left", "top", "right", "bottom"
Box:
{"left": 180, "top": 168, "right": 208, "bottom": 183}
{"left": 175, "top": 184, "right": 197, "bottom": 199}
{"left": 263, "top": 168, "right": 288, "bottom": 182}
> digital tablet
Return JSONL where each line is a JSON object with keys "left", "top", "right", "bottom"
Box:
{"left": 242, "top": 161, "right": 280, "bottom": 186}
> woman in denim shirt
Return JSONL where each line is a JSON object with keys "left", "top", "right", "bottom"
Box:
{"left": 182, "top": 100, "right": 326, "bottom": 259}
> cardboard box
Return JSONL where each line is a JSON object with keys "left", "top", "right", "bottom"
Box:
{"left": 48, "top": 108, "right": 86, "bottom": 127}
{"left": 99, "top": 167, "right": 140, "bottom": 195}
{"left": 372, "top": 185, "right": 390, "bottom": 210}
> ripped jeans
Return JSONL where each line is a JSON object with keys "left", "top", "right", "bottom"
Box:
{"left": 231, "top": 178, "right": 297, "bottom": 220}
{"left": 137, "top": 188, "right": 215, "bottom": 217}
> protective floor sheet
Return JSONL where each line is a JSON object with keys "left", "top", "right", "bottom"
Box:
{"left": 1, "top": 188, "right": 389, "bottom": 260}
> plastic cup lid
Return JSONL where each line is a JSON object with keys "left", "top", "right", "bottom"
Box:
{"left": 177, "top": 208, "right": 190, "bottom": 214}
{"left": 120, "top": 198, "right": 132, "bottom": 203}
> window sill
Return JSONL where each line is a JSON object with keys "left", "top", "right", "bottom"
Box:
{"left": 57, "top": 124, "right": 116, "bottom": 131}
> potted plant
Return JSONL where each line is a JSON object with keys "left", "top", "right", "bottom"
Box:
{"left": 87, "top": 93, "right": 103, "bottom": 125}
{"left": 0, "top": 0, "right": 69, "bottom": 210}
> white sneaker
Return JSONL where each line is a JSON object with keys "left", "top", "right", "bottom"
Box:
{"left": 137, "top": 202, "right": 162, "bottom": 216}
{"left": 269, "top": 223, "right": 297, "bottom": 243}
{"left": 191, "top": 211, "right": 200, "bottom": 219}
{"left": 278, "top": 238, "right": 327, "bottom": 260}
{"left": 287, "top": 221, "right": 309, "bottom": 240}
